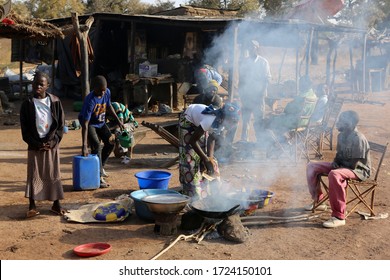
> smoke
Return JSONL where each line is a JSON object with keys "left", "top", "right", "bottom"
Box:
{"left": 194, "top": 17, "right": 322, "bottom": 210}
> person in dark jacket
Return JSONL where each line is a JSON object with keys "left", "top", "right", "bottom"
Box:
{"left": 20, "top": 71, "right": 66, "bottom": 218}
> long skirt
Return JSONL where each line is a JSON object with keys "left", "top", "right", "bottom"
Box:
{"left": 25, "top": 146, "right": 64, "bottom": 201}
{"left": 179, "top": 114, "right": 210, "bottom": 199}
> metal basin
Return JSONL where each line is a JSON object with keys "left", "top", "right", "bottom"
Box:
{"left": 142, "top": 193, "right": 190, "bottom": 214}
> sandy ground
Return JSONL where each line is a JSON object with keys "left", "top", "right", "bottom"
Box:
{"left": 0, "top": 91, "right": 390, "bottom": 262}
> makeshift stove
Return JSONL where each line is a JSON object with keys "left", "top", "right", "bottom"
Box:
{"left": 153, "top": 212, "right": 180, "bottom": 235}
{"left": 151, "top": 199, "right": 240, "bottom": 260}
{"left": 142, "top": 193, "right": 190, "bottom": 236}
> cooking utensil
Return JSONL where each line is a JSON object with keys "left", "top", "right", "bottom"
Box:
{"left": 189, "top": 198, "right": 240, "bottom": 219}
{"left": 130, "top": 189, "right": 181, "bottom": 221}
{"left": 142, "top": 193, "right": 190, "bottom": 214}
{"left": 73, "top": 242, "right": 111, "bottom": 257}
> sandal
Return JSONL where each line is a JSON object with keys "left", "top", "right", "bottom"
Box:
{"left": 50, "top": 207, "right": 69, "bottom": 216}
{"left": 26, "top": 209, "right": 40, "bottom": 218}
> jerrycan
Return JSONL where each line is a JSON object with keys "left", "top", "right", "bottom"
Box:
{"left": 73, "top": 154, "right": 100, "bottom": 190}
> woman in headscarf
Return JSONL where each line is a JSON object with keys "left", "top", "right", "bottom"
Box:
{"left": 178, "top": 102, "right": 240, "bottom": 199}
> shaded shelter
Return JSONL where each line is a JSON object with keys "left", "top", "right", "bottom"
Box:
{"left": 41, "top": 7, "right": 369, "bottom": 109}
{"left": 0, "top": 11, "right": 64, "bottom": 97}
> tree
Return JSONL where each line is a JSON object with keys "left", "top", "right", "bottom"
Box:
{"left": 334, "top": 0, "right": 390, "bottom": 29}
{"left": 85, "top": 0, "right": 150, "bottom": 14}
{"left": 9, "top": 1, "right": 32, "bottom": 19}
{"left": 147, "top": 0, "right": 176, "bottom": 14}
{"left": 26, "top": 0, "right": 85, "bottom": 19}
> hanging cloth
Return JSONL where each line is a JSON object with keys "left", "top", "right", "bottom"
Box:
{"left": 70, "top": 33, "right": 94, "bottom": 77}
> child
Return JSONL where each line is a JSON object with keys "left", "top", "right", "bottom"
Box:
{"left": 78, "top": 75, "right": 124, "bottom": 188}
{"left": 20, "top": 71, "right": 66, "bottom": 218}
{"left": 106, "top": 102, "right": 139, "bottom": 164}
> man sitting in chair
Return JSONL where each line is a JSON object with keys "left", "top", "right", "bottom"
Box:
{"left": 259, "top": 75, "right": 317, "bottom": 153}
{"left": 305, "top": 110, "right": 371, "bottom": 228}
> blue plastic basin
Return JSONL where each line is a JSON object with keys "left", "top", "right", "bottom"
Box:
{"left": 135, "top": 170, "right": 172, "bottom": 190}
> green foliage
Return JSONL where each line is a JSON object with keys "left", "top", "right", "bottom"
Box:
{"left": 8, "top": 1, "right": 31, "bottom": 19}
{"left": 334, "top": 0, "right": 390, "bottom": 29}
{"left": 26, "top": 0, "right": 86, "bottom": 19}
{"left": 85, "top": 0, "right": 149, "bottom": 14}
{"left": 147, "top": 0, "right": 176, "bottom": 14}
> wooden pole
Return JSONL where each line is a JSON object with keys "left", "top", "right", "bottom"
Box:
{"left": 19, "top": 39, "right": 24, "bottom": 99}
{"left": 228, "top": 22, "right": 239, "bottom": 102}
{"left": 305, "top": 28, "right": 314, "bottom": 76}
{"left": 362, "top": 33, "right": 367, "bottom": 93}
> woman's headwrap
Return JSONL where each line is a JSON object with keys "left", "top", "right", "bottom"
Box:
{"left": 201, "top": 102, "right": 240, "bottom": 133}
{"left": 205, "top": 79, "right": 219, "bottom": 93}
{"left": 222, "top": 102, "right": 240, "bottom": 122}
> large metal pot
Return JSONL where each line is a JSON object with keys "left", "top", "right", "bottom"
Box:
{"left": 189, "top": 198, "right": 240, "bottom": 220}
{"left": 142, "top": 193, "right": 190, "bottom": 214}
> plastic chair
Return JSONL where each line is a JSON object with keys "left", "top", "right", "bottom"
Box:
{"left": 313, "top": 141, "right": 388, "bottom": 218}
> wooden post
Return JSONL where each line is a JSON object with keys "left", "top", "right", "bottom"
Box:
{"left": 71, "top": 13, "right": 94, "bottom": 101}
{"left": 305, "top": 28, "right": 314, "bottom": 76}
{"left": 295, "top": 47, "right": 299, "bottom": 95}
{"left": 51, "top": 40, "right": 56, "bottom": 93}
{"left": 19, "top": 39, "right": 24, "bottom": 98}
{"left": 362, "top": 33, "right": 367, "bottom": 93}
{"left": 228, "top": 22, "right": 239, "bottom": 102}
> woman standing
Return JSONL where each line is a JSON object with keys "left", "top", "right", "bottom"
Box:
{"left": 179, "top": 102, "right": 240, "bottom": 199}
{"left": 20, "top": 71, "right": 66, "bottom": 218}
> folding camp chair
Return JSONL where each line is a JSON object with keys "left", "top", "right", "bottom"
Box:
{"left": 320, "top": 98, "right": 344, "bottom": 151}
{"left": 304, "top": 98, "right": 332, "bottom": 159}
{"left": 267, "top": 99, "right": 317, "bottom": 163}
{"left": 312, "top": 141, "right": 388, "bottom": 218}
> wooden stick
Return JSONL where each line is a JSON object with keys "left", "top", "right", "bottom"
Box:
{"left": 242, "top": 214, "right": 320, "bottom": 226}
{"left": 150, "top": 234, "right": 193, "bottom": 260}
{"left": 241, "top": 213, "right": 316, "bottom": 221}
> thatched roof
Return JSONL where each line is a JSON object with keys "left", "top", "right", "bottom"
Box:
{"left": 0, "top": 12, "right": 64, "bottom": 40}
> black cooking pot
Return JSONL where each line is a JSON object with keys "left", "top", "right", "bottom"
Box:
{"left": 189, "top": 198, "right": 240, "bottom": 220}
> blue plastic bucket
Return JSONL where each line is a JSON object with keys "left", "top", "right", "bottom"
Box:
{"left": 134, "top": 170, "right": 172, "bottom": 190}
{"left": 130, "top": 189, "right": 180, "bottom": 221}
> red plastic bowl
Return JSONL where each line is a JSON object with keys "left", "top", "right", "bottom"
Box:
{"left": 73, "top": 242, "right": 111, "bottom": 257}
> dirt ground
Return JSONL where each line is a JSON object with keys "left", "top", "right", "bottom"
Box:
{"left": 0, "top": 90, "right": 390, "bottom": 261}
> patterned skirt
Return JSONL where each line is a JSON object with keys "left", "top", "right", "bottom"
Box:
{"left": 179, "top": 114, "right": 220, "bottom": 199}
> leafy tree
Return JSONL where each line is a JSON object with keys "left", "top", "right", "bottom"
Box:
{"left": 334, "top": 0, "right": 390, "bottom": 29}
{"left": 85, "top": 0, "right": 149, "bottom": 14}
{"left": 25, "top": 0, "right": 86, "bottom": 19}
{"left": 147, "top": 0, "right": 176, "bottom": 14}
{"left": 9, "top": 0, "right": 32, "bottom": 19}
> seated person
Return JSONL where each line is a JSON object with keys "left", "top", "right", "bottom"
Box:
{"left": 192, "top": 79, "right": 223, "bottom": 109}
{"left": 106, "top": 102, "right": 138, "bottom": 164}
{"left": 107, "top": 102, "right": 138, "bottom": 129}
{"left": 305, "top": 110, "right": 371, "bottom": 228}
{"left": 260, "top": 75, "right": 317, "bottom": 142}
{"left": 310, "top": 83, "right": 329, "bottom": 125}
{"left": 192, "top": 64, "right": 223, "bottom": 95}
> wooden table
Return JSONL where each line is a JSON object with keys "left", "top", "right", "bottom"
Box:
{"left": 123, "top": 76, "right": 175, "bottom": 115}
{"left": 9, "top": 80, "right": 33, "bottom": 99}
